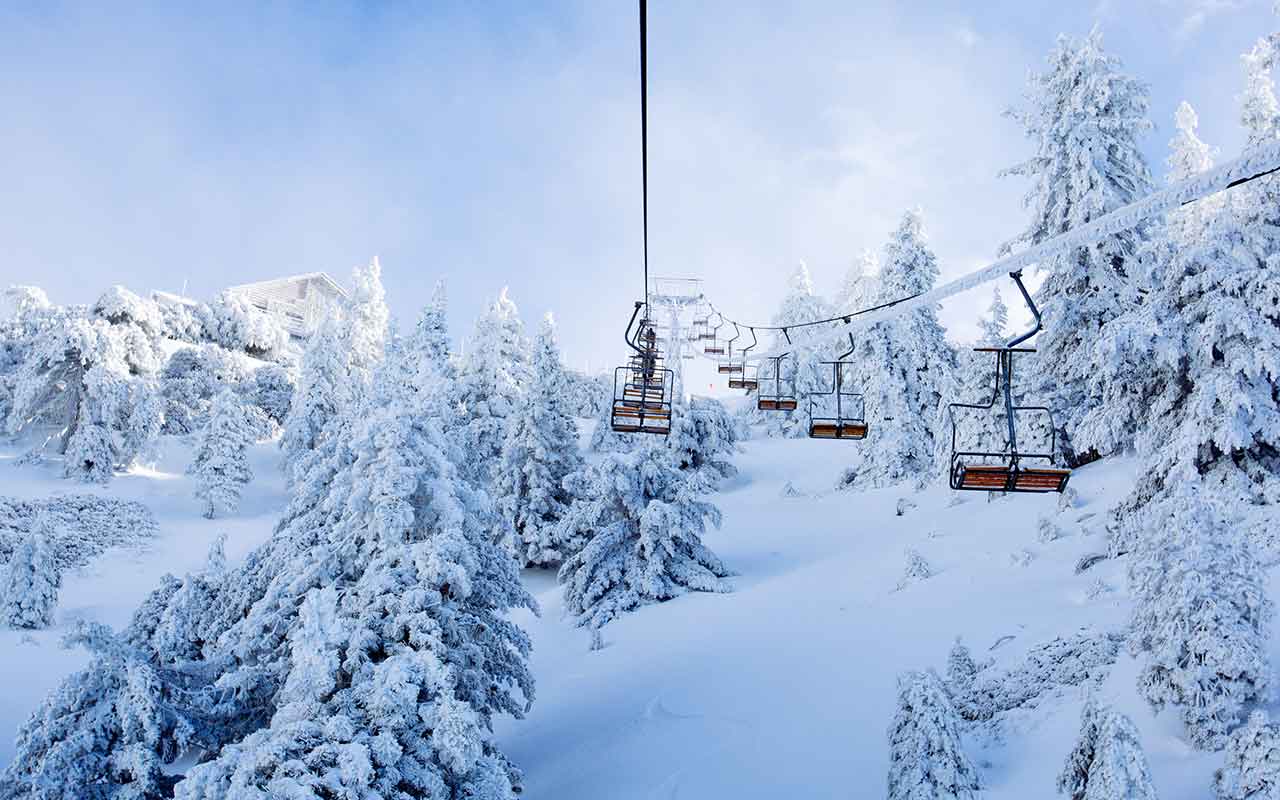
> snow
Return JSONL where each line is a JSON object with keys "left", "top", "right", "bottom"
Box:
{"left": 0, "top": 435, "right": 285, "bottom": 767}
{"left": 0, "top": 422, "right": 1277, "bottom": 798}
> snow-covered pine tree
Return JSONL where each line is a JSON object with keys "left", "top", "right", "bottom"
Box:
{"left": 1076, "top": 98, "right": 1223, "bottom": 463}
{"left": 495, "top": 313, "right": 584, "bottom": 568}
{"left": 179, "top": 342, "right": 537, "bottom": 798}
{"left": 1057, "top": 700, "right": 1158, "bottom": 800}
{"left": 845, "top": 209, "right": 957, "bottom": 490}
{"left": 343, "top": 257, "right": 390, "bottom": 386}
{"left": 190, "top": 390, "right": 256, "bottom": 519}
{"left": 1000, "top": 29, "right": 1153, "bottom": 464}
{"left": 665, "top": 395, "right": 740, "bottom": 488}
{"left": 455, "top": 287, "right": 529, "bottom": 486}
{"left": 159, "top": 345, "right": 252, "bottom": 436}
{"left": 280, "top": 311, "right": 348, "bottom": 485}
{"left": 887, "top": 668, "right": 980, "bottom": 800}
{"left": 209, "top": 290, "right": 290, "bottom": 359}
{"left": 979, "top": 288, "right": 1009, "bottom": 347}
{"left": 1128, "top": 489, "right": 1272, "bottom": 749}
{"left": 244, "top": 363, "right": 294, "bottom": 430}
{"left": 1, "top": 526, "right": 60, "bottom": 629}
{"left": 6, "top": 289, "right": 164, "bottom": 481}
{"left": 0, "top": 619, "right": 227, "bottom": 799}
{"left": 1216, "top": 710, "right": 1280, "bottom": 800}
{"left": 752, "top": 263, "right": 832, "bottom": 439}
{"left": 833, "top": 250, "right": 880, "bottom": 315}
{"left": 558, "top": 444, "right": 732, "bottom": 634}
{"left": 1097, "top": 42, "right": 1280, "bottom": 540}
{"left": 947, "top": 638, "right": 979, "bottom": 695}
{"left": 589, "top": 394, "right": 636, "bottom": 453}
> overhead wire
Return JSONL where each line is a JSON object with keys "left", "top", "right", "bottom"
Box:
{"left": 690, "top": 138, "right": 1280, "bottom": 356}
{"left": 639, "top": 0, "right": 650, "bottom": 310}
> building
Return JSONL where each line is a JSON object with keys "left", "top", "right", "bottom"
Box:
{"left": 224, "top": 273, "right": 347, "bottom": 339}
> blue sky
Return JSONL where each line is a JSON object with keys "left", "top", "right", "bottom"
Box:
{"left": 0, "top": 1, "right": 1274, "bottom": 378}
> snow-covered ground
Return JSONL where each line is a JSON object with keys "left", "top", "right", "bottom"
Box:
{"left": 0, "top": 437, "right": 285, "bottom": 767}
{"left": 1, "top": 427, "right": 1275, "bottom": 797}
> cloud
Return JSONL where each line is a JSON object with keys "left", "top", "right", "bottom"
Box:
{"left": 1170, "top": 0, "right": 1244, "bottom": 41}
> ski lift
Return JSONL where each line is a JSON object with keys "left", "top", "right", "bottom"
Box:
{"left": 758, "top": 353, "right": 797, "bottom": 411}
{"left": 728, "top": 327, "right": 759, "bottom": 390}
{"left": 718, "top": 323, "right": 744, "bottom": 374}
{"left": 947, "top": 272, "right": 1070, "bottom": 493}
{"left": 808, "top": 333, "right": 867, "bottom": 440}
{"left": 704, "top": 314, "right": 727, "bottom": 356}
{"left": 611, "top": 302, "right": 673, "bottom": 436}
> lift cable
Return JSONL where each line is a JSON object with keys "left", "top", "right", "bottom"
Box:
{"left": 639, "top": 0, "right": 650, "bottom": 310}
{"left": 692, "top": 141, "right": 1280, "bottom": 359}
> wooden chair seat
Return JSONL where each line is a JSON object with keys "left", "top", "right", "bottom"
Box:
{"left": 612, "top": 407, "right": 670, "bottom": 421}
{"left": 717, "top": 365, "right": 743, "bottom": 374}
{"left": 954, "top": 464, "right": 1070, "bottom": 493}
{"left": 809, "top": 422, "right": 868, "bottom": 440}
{"left": 728, "top": 379, "right": 759, "bottom": 390}
{"left": 758, "top": 399, "right": 798, "bottom": 411}
{"left": 705, "top": 347, "right": 725, "bottom": 355}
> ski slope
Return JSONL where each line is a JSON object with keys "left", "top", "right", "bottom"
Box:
{"left": 1, "top": 428, "right": 1277, "bottom": 797}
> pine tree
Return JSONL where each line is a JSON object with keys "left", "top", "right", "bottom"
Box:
{"left": 6, "top": 296, "right": 164, "bottom": 481}
{"left": 1058, "top": 701, "right": 1158, "bottom": 800}
{"left": 887, "top": 669, "right": 980, "bottom": 800}
{"left": 495, "top": 313, "right": 584, "bottom": 568}
{"left": 833, "top": 250, "right": 880, "bottom": 315}
{"left": 1078, "top": 95, "right": 1233, "bottom": 465}
{"left": 190, "top": 391, "right": 256, "bottom": 519}
{"left": 589, "top": 394, "right": 636, "bottom": 453}
{"left": 558, "top": 444, "right": 732, "bottom": 633}
{"left": 343, "top": 257, "right": 390, "bottom": 383}
{"left": 846, "top": 209, "right": 957, "bottom": 490}
{"left": 978, "top": 288, "right": 1009, "bottom": 347}
{"left": 280, "top": 311, "right": 348, "bottom": 486}
{"left": 1128, "top": 490, "right": 1272, "bottom": 749}
{"left": 946, "top": 639, "right": 979, "bottom": 694}
{"left": 1, "top": 527, "right": 60, "bottom": 629}
{"left": 756, "top": 263, "right": 832, "bottom": 439}
{"left": 1000, "top": 29, "right": 1153, "bottom": 463}
{"left": 665, "top": 395, "right": 739, "bottom": 488}
{"left": 180, "top": 346, "right": 537, "bottom": 798}
{"left": 1096, "top": 48, "right": 1280, "bottom": 538}
{"left": 1216, "top": 711, "right": 1280, "bottom": 800}
{"left": 2, "top": 620, "right": 224, "bottom": 799}
{"left": 456, "top": 287, "right": 529, "bottom": 486}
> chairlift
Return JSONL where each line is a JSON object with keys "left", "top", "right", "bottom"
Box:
{"left": 758, "top": 353, "right": 798, "bottom": 411}
{"left": 808, "top": 333, "right": 867, "bottom": 440}
{"left": 611, "top": 302, "right": 673, "bottom": 436}
{"left": 947, "top": 272, "right": 1070, "bottom": 493}
{"left": 718, "top": 323, "right": 744, "bottom": 374}
{"left": 727, "top": 327, "right": 759, "bottom": 390}
{"left": 703, "top": 314, "right": 727, "bottom": 355}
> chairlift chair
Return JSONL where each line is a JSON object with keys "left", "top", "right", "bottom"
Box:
{"left": 611, "top": 302, "right": 673, "bottom": 435}
{"left": 717, "top": 323, "right": 744, "bottom": 374}
{"left": 703, "top": 315, "right": 727, "bottom": 355}
{"left": 947, "top": 272, "right": 1071, "bottom": 493}
{"left": 808, "top": 333, "right": 868, "bottom": 440}
{"left": 727, "top": 327, "right": 759, "bottom": 390}
{"left": 758, "top": 353, "right": 798, "bottom": 411}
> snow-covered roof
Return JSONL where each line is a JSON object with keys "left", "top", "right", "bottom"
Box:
{"left": 226, "top": 272, "right": 347, "bottom": 298}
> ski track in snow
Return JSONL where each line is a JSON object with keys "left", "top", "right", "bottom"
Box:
{"left": 1, "top": 426, "right": 1278, "bottom": 798}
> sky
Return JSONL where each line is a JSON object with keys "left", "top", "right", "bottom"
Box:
{"left": 0, "top": 1, "right": 1275, "bottom": 384}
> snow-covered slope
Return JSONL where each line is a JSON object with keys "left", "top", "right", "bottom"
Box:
{"left": 496, "top": 432, "right": 1280, "bottom": 799}
{"left": 0, "top": 438, "right": 285, "bottom": 767}
{"left": 1, "top": 428, "right": 1275, "bottom": 797}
